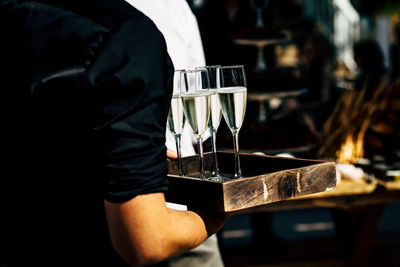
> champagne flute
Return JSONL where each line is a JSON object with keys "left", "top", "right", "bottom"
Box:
{"left": 218, "top": 65, "right": 247, "bottom": 178}
{"left": 167, "top": 70, "right": 186, "bottom": 176}
{"left": 249, "top": 0, "right": 269, "bottom": 28}
{"left": 181, "top": 69, "right": 211, "bottom": 179}
{"left": 197, "top": 65, "right": 222, "bottom": 181}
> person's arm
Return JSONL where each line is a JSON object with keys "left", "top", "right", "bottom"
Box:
{"left": 105, "top": 193, "right": 227, "bottom": 266}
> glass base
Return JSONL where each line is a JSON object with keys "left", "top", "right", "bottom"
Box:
{"left": 207, "top": 174, "right": 236, "bottom": 182}
{"left": 208, "top": 176, "right": 224, "bottom": 182}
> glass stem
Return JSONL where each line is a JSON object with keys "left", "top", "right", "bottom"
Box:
{"left": 256, "top": 9, "right": 264, "bottom": 28}
{"left": 211, "top": 129, "right": 220, "bottom": 177}
{"left": 256, "top": 46, "right": 267, "bottom": 72}
{"left": 232, "top": 130, "right": 242, "bottom": 178}
{"left": 197, "top": 137, "right": 206, "bottom": 179}
{"left": 175, "top": 134, "right": 183, "bottom": 176}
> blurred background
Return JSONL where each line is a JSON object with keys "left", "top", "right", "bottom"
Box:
{"left": 189, "top": 0, "right": 400, "bottom": 157}
{"left": 185, "top": 0, "right": 400, "bottom": 266}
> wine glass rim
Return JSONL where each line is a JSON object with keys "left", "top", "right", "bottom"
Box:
{"left": 183, "top": 69, "right": 206, "bottom": 73}
{"left": 219, "top": 65, "right": 244, "bottom": 69}
{"left": 196, "top": 65, "right": 222, "bottom": 69}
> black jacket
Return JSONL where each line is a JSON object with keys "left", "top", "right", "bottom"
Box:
{"left": 0, "top": 0, "right": 174, "bottom": 266}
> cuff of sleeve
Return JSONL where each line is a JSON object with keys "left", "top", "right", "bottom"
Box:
{"left": 103, "top": 146, "right": 169, "bottom": 203}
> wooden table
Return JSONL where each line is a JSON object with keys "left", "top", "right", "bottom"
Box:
{"left": 245, "top": 178, "right": 400, "bottom": 212}
{"left": 244, "top": 178, "right": 400, "bottom": 266}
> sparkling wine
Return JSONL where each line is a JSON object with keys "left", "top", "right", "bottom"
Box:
{"left": 167, "top": 94, "right": 185, "bottom": 136}
{"left": 218, "top": 86, "right": 247, "bottom": 132}
{"left": 208, "top": 90, "right": 222, "bottom": 131}
{"left": 182, "top": 91, "right": 211, "bottom": 139}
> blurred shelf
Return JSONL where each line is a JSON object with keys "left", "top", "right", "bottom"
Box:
{"left": 247, "top": 88, "right": 308, "bottom": 101}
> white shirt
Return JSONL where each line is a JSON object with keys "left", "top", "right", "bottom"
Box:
{"left": 125, "top": 0, "right": 206, "bottom": 157}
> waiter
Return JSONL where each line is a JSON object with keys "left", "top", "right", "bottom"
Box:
{"left": 0, "top": 0, "right": 228, "bottom": 266}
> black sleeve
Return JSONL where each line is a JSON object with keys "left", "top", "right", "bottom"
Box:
{"left": 87, "top": 15, "right": 174, "bottom": 203}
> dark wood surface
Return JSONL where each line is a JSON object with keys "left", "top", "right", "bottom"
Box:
{"left": 166, "top": 152, "right": 336, "bottom": 212}
{"left": 241, "top": 179, "right": 400, "bottom": 267}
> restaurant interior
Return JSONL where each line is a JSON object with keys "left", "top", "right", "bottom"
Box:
{"left": 185, "top": 0, "right": 400, "bottom": 266}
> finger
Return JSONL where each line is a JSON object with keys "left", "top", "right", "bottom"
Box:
{"left": 167, "top": 148, "right": 178, "bottom": 159}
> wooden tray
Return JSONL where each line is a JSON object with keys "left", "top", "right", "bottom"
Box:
{"left": 166, "top": 152, "right": 336, "bottom": 213}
